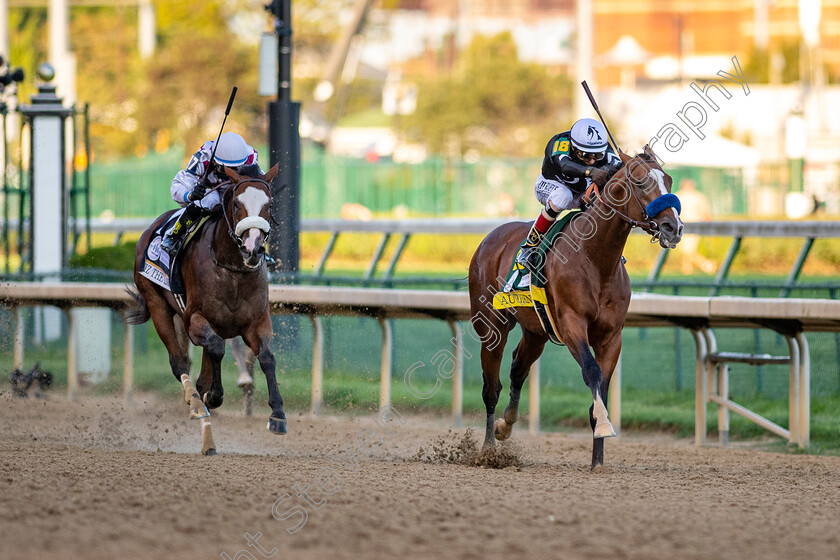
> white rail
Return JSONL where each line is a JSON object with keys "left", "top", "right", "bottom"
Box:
{"left": 3, "top": 282, "right": 839, "bottom": 447}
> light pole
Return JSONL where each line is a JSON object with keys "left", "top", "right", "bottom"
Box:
{"left": 265, "top": 0, "right": 300, "bottom": 282}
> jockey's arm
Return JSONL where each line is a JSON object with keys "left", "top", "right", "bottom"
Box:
{"left": 170, "top": 144, "right": 213, "bottom": 206}
{"left": 554, "top": 155, "right": 597, "bottom": 181}
{"left": 171, "top": 169, "right": 200, "bottom": 206}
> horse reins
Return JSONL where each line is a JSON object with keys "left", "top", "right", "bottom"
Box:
{"left": 203, "top": 178, "right": 274, "bottom": 273}
{"left": 220, "top": 177, "right": 274, "bottom": 250}
{"left": 583, "top": 159, "right": 665, "bottom": 244}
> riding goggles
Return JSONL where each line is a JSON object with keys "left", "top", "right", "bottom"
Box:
{"left": 573, "top": 147, "right": 605, "bottom": 162}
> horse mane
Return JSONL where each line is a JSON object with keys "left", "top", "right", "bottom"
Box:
{"left": 236, "top": 163, "right": 263, "bottom": 179}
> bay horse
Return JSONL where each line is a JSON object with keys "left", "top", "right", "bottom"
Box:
{"left": 127, "top": 164, "right": 287, "bottom": 454}
{"left": 468, "top": 146, "right": 683, "bottom": 469}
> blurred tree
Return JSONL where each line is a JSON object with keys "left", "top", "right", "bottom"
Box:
{"left": 135, "top": 0, "right": 262, "bottom": 160}
{"left": 8, "top": 9, "right": 45, "bottom": 102}
{"left": 743, "top": 42, "right": 804, "bottom": 84}
{"left": 72, "top": 7, "right": 144, "bottom": 158}
{"left": 401, "top": 32, "right": 572, "bottom": 157}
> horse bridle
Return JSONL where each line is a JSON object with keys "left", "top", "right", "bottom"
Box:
{"left": 220, "top": 178, "right": 274, "bottom": 250}
{"left": 588, "top": 158, "right": 677, "bottom": 244}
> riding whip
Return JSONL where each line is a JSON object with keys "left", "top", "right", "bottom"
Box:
{"left": 200, "top": 86, "right": 238, "bottom": 184}
{"left": 580, "top": 80, "right": 620, "bottom": 154}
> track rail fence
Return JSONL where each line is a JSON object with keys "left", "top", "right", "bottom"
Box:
{"left": 3, "top": 219, "right": 840, "bottom": 293}
{"left": 4, "top": 282, "right": 840, "bottom": 448}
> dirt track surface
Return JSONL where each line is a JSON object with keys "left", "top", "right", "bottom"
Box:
{"left": 1, "top": 392, "right": 839, "bottom": 560}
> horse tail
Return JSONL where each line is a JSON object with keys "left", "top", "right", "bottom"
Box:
{"left": 124, "top": 285, "right": 150, "bottom": 325}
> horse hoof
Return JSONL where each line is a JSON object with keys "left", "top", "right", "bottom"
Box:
{"left": 238, "top": 382, "right": 254, "bottom": 394}
{"left": 267, "top": 417, "right": 287, "bottom": 434}
{"left": 202, "top": 392, "right": 224, "bottom": 409}
{"left": 237, "top": 374, "right": 254, "bottom": 388}
{"left": 203, "top": 448, "right": 217, "bottom": 456}
{"left": 594, "top": 422, "right": 616, "bottom": 438}
{"left": 494, "top": 418, "right": 512, "bottom": 441}
{"left": 189, "top": 402, "right": 210, "bottom": 420}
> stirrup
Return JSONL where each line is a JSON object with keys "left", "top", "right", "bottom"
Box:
{"left": 516, "top": 243, "right": 540, "bottom": 269}
{"left": 160, "top": 233, "right": 180, "bottom": 255}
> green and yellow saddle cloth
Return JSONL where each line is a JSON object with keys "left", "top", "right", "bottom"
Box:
{"left": 492, "top": 210, "right": 581, "bottom": 345}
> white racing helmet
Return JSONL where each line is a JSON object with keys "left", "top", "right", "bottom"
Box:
{"left": 213, "top": 132, "right": 250, "bottom": 167}
{"left": 570, "top": 118, "right": 609, "bottom": 153}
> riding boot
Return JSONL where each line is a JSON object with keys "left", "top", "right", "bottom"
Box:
{"left": 161, "top": 203, "right": 203, "bottom": 255}
{"left": 516, "top": 206, "right": 558, "bottom": 271}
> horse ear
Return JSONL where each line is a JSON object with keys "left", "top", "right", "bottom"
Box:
{"left": 618, "top": 149, "right": 632, "bottom": 164}
{"left": 264, "top": 163, "right": 280, "bottom": 183}
{"left": 643, "top": 144, "right": 658, "bottom": 160}
{"left": 224, "top": 166, "right": 242, "bottom": 182}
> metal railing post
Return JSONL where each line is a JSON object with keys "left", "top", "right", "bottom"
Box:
{"left": 378, "top": 317, "right": 392, "bottom": 409}
{"left": 528, "top": 358, "right": 540, "bottom": 435}
{"left": 65, "top": 308, "right": 78, "bottom": 400}
{"left": 710, "top": 236, "right": 742, "bottom": 296}
{"left": 448, "top": 320, "right": 463, "bottom": 428}
{"left": 691, "top": 328, "right": 708, "bottom": 446}
{"left": 785, "top": 335, "right": 801, "bottom": 447}
{"left": 364, "top": 233, "right": 391, "bottom": 283}
{"left": 382, "top": 233, "right": 411, "bottom": 282}
{"left": 13, "top": 306, "right": 24, "bottom": 370}
{"left": 795, "top": 331, "right": 810, "bottom": 448}
{"left": 123, "top": 320, "right": 134, "bottom": 402}
{"left": 779, "top": 237, "right": 814, "bottom": 298}
{"left": 310, "top": 315, "right": 324, "bottom": 415}
{"left": 314, "top": 233, "right": 339, "bottom": 279}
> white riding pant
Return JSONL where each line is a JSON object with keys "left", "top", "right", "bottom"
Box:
{"left": 534, "top": 174, "right": 583, "bottom": 212}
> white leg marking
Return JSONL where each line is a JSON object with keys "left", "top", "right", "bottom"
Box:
{"left": 593, "top": 392, "right": 616, "bottom": 438}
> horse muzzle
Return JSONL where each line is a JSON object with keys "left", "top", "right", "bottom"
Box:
{"left": 238, "top": 228, "right": 267, "bottom": 268}
{"left": 657, "top": 221, "right": 683, "bottom": 249}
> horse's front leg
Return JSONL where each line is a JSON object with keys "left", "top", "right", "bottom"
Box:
{"left": 187, "top": 314, "right": 226, "bottom": 409}
{"left": 562, "top": 318, "right": 617, "bottom": 447}
{"left": 590, "top": 330, "right": 623, "bottom": 468}
{"left": 244, "top": 315, "right": 287, "bottom": 435}
{"left": 183, "top": 313, "right": 224, "bottom": 455}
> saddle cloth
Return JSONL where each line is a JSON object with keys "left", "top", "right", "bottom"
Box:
{"left": 491, "top": 210, "right": 582, "bottom": 345}
{"left": 138, "top": 209, "right": 210, "bottom": 312}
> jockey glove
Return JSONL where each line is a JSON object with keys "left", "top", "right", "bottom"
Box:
{"left": 191, "top": 180, "right": 208, "bottom": 201}
{"left": 589, "top": 167, "right": 610, "bottom": 187}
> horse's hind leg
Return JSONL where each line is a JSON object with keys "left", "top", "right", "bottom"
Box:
{"left": 140, "top": 284, "right": 207, "bottom": 420}
{"left": 495, "top": 329, "right": 547, "bottom": 441}
{"left": 477, "top": 323, "right": 510, "bottom": 449}
{"left": 230, "top": 337, "right": 256, "bottom": 417}
{"left": 173, "top": 315, "right": 193, "bottom": 404}
{"left": 244, "top": 315, "right": 287, "bottom": 435}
